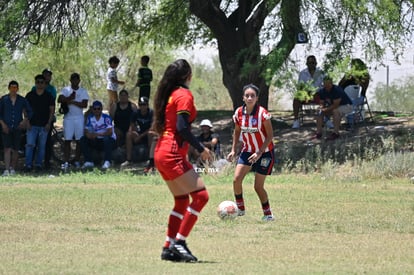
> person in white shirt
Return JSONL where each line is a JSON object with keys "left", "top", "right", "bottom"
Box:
{"left": 106, "top": 56, "right": 125, "bottom": 111}
{"left": 80, "top": 100, "right": 116, "bottom": 169}
{"left": 292, "top": 55, "right": 328, "bottom": 129}
{"left": 58, "top": 73, "right": 89, "bottom": 170}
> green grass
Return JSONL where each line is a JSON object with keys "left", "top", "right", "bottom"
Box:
{"left": 0, "top": 172, "right": 413, "bottom": 274}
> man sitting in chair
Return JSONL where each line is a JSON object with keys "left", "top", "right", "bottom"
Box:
{"left": 314, "top": 76, "right": 353, "bottom": 140}
{"left": 292, "top": 55, "right": 330, "bottom": 129}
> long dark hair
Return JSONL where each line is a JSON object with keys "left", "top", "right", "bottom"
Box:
{"left": 152, "top": 59, "right": 192, "bottom": 135}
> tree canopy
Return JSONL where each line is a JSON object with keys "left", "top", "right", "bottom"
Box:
{"left": 1, "top": 0, "right": 413, "bottom": 109}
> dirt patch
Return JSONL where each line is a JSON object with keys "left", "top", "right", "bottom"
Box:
{"left": 196, "top": 111, "right": 413, "bottom": 153}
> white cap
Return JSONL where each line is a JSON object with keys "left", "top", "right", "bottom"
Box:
{"left": 200, "top": 119, "right": 213, "bottom": 128}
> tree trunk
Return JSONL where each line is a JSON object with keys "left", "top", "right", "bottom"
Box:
{"left": 218, "top": 46, "right": 269, "bottom": 110}
{"left": 189, "top": 0, "right": 300, "bottom": 110}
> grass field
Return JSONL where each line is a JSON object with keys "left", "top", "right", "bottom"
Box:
{"left": 0, "top": 171, "right": 413, "bottom": 274}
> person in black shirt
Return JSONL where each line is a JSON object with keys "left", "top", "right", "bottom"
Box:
{"left": 338, "top": 58, "right": 370, "bottom": 97}
{"left": 136, "top": 55, "right": 153, "bottom": 100}
{"left": 109, "top": 89, "right": 137, "bottom": 147}
{"left": 315, "top": 76, "right": 352, "bottom": 140}
{"left": 120, "top": 96, "right": 153, "bottom": 167}
{"left": 24, "top": 75, "right": 55, "bottom": 172}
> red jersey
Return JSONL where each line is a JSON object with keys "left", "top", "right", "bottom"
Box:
{"left": 155, "top": 87, "right": 197, "bottom": 180}
{"left": 233, "top": 104, "right": 273, "bottom": 153}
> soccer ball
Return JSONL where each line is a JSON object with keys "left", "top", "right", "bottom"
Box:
{"left": 217, "top": 200, "right": 239, "bottom": 220}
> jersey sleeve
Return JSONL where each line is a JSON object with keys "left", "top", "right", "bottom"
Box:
{"left": 232, "top": 107, "right": 241, "bottom": 126}
{"left": 261, "top": 108, "right": 272, "bottom": 121}
{"left": 175, "top": 90, "right": 194, "bottom": 117}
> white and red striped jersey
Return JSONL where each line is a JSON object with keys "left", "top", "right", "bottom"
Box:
{"left": 233, "top": 104, "right": 273, "bottom": 153}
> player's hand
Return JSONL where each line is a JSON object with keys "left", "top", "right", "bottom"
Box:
{"left": 248, "top": 152, "right": 262, "bottom": 164}
{"left": 226, "top": 151, "right": 235, "bottom": 162}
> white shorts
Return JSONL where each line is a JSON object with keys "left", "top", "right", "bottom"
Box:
{"left": 63, "top": 117, "right": 85, "bottom": 140}
{"left": 337, "top": 104, "right": 353, "bottom": 117}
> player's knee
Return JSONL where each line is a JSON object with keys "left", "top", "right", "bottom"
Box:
{"left": 191, "top": 188, "right": 209, "bottom": 206}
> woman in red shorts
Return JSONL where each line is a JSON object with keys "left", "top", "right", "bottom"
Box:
{"left": 152, "top": 59, "right": 210, "bottom": 262}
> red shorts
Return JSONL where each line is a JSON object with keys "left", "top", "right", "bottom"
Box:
{"left": 154, "top": 149, "right": 193, "bottom": 181}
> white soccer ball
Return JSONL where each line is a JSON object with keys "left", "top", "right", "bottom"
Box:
{"left": 217, "top": 200, "right": 239, "bottom": 220}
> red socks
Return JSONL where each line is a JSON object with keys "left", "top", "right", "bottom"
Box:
{"left": 176, "top": 188, "right": 209, "bottom": 240}
{"left": 164, "top": 194, "right": 189, "bottom": 248}
{"left": 235, "top": 193, "right": 245, "bottom": 211}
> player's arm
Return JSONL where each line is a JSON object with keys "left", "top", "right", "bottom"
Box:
{"left": 176, "top": 112, "right": 204, "bottom": 153}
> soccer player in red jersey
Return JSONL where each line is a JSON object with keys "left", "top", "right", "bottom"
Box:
{"left": 152, "top": 59, "right": 211, "bottom": 262}
{"left": 227, "top": 84, "right": 275, "bottom": 221}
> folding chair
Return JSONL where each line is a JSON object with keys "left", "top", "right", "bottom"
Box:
{"left": 363, "top": 95, "right": 374, "bottom": 123}
{"left": 344, "top": 85, "right": 369, "bottom": 131}
{"left": 299, "top": 102, "right": 319, "bottom": 125}
{"left": 344, "top": 85, "right": 374, "bottom": 123}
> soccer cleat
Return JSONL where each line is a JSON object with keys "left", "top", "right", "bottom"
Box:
{"left": 161, "top": 247, "right": 182, "bottom": 262}
{"left": 102, "top": 160, "right": 111, "bottom": 169}
{"left": 9, "top": 168, "right": 16, "bottom": 176}
{"left": 262, "top": 215, "right": 275, "bottom": 221}
{"left": 82, "top": 161, "right": 94, "bottom": 169}
{"left": 292, "top": 120, "right": 300, "bottom": 129}
{"left": 169, "top": 240, "right": 198, "bottom": 262}
{"left": 2, "top": 170, "right": 9, "bottom": 177}
{"left": 237, "top": 209, "right": 245, "bottom": 216}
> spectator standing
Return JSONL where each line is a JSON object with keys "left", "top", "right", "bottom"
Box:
{"left": 0, "top": 81, "right": 32, "bottom": 176}
{"left": 292, "top": 55, "right": 325, "bottom": 129}
{"left": 226, "top": 84, "right": 275, "bottom": 221}
{"left": 109, "top": 89, "right": 137, "bottom": 147}
{"left": 57, "top": 73, "right": 89, "bottom": 170}
{"left": 136, "top": 55, "right": 153, "bottom": 99}
{"left": 338, "top": 58, "right": 370, "bottom": 97}
{"left": 120, "top": 96, "right": 152, "bottom": 168}
{"left": 80, "top": 100, "right": 116, "bottom": 170}
{"left": 107, "top": 56, "right": 125, "bottom": 110}
{"left": 25, "top": 74, "right": 56, "bottom": 172}
{"left": 31, "top": 68, "right": 57, "bottom": 169}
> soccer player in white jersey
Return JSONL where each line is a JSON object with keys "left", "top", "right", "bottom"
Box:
{"left": 227, "top": 84, "right": 275, "bottom": 221}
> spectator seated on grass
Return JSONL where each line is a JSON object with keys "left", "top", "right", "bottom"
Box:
{"left": 188, "top": 119, "right": 220, "bottom": 167}
{"left": 120, "top": 96, "right": 153, "bottom": 168}
{"left": 109, "top": 89, "right": 137, "bottom": 147}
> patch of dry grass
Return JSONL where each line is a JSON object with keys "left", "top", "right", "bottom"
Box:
{"left": 0, "top": 172, "right": 413, "bottom": 274}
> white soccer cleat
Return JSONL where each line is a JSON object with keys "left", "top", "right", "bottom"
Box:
{"left": 102, "top": 160, "right": 111, "bottom": 169}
